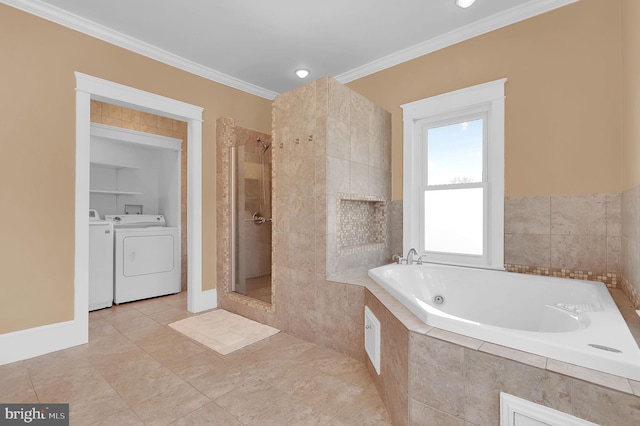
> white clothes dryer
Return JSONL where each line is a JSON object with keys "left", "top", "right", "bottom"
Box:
{"left": 106, "top": 214, "right": 180, "bottom": 304}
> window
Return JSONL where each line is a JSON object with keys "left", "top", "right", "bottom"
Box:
{"left": 401, "top": 79, "right": 506, "bottom": 269}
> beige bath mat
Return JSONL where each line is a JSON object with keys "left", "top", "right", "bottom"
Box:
{"left": 169, "top": 309, "right": 279, "bottom": 355}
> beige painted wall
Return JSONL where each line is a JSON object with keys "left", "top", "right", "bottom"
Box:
{"left": 622, "top": 0, "right": 640, "bottom": 190}
{"left": 0, "top": 0, "right": 630, "bottom": 336}
{"left": 0, "top": 5, "right": 272, "bottom": 334}
{"left": 347, "top": 0, "right": 623, "bottom": 199}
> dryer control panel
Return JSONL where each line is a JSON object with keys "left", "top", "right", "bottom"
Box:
{"left": 105, "top": 214, "right": 166, "bottom": 228}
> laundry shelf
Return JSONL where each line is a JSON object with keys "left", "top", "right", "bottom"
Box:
{"left": 90, "top": 161, "right": 141, "bottom": 170}
{"left": 90, "top": 189, "right": 142, "bottom": 196}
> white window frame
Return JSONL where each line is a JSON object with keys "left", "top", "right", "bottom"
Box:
{"left": 401, "top": 78, "right": 506, "bottom": 270}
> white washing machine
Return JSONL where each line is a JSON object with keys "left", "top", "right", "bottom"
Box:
{"left": 105, "top": 214, "right": 180, "bottom": 304}
{"left": 89, "top": 211, "right": 114, "bottom": 311}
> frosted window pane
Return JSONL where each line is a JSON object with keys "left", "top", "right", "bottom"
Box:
{"left": 424, "top": 188, "right": 483, "bottom": 255}
{"left": 427, "top": 119, "right": 483, "bottom": 185}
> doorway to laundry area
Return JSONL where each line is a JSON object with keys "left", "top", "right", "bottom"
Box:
{"left": 75, "top": 72, "right": 211, "bottom": 350}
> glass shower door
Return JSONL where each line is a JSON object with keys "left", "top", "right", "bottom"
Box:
{"left": 230, "top": 142, "right": 272, "bottom": 303}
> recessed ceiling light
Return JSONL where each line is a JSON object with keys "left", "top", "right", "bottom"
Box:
{"left": 295, "top": 69, "right": 310, "bottom": 79}
{"left": 456, "top": 0, "right": 476, "bottom": 8}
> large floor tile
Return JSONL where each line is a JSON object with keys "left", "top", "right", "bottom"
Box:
{"left": 96, "top": 352, "right": 165, "bottom": 385}
{"left": 0, "top": 362, "right": 38, "bottom": 403}
{"left": 247, "top": 395, "right": 334, "bottom": 426}
{"left": 332, "top": 387, "right": 393, "bottom": 425}
{"left": 111, "top": 365, "right": 187, "bottom": 405}
{"left": 160, "top": 350, "right": 230, "bottom": 380}
{"left": 289, "top": 372, "right": 365, "bottom": 415}
{"left": 89, "top": 408, "right": 145, "bottom": 426}
{"left": 169, "top": 401, "right": 242, "bottom": 426}
{"left": 1, "top": 294, "right": 389, "bottom": 425}
{"left": 31, "top": 366, "right": 112, "bottom": 404}
{"left": 187, "top": 367, "right": 259, "bottom": 401}
{"left": 213, "top": 377, "right": 291, "bottom": 424}
{"left": 130, "top": 382, "right": 209, "bottom": 426}
{"left": 68, "top": 387, "right": 129, "bottom": 425}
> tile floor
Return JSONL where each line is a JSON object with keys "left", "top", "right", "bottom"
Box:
{"left": 0, "top": 293, "right": 391, "bottom": 426}
{"left": 237, "top": 275, "right": 272, "bottom": 304}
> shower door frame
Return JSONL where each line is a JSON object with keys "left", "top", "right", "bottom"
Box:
{"left": 230, "top": 145, "right": 238, "bottom": 293}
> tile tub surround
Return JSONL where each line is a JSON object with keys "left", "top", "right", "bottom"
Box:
{"left": 352, "top": 272, "right": 640, "bottom": 426}
{"left": 505, "top": 193, "right": 622, "bottom": 287}
{"left": 389, "top": 200, "right": 404, "bottom": 257}
{"left": 390, "top": 193, "right": 624, "bottom": 288}
{"left": 622, "top": 184, "right": 640, "bottom": 308}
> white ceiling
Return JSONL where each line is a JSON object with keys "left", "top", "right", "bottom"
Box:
{"left": 4, "top": 0, "right": 576, "bottom": 98}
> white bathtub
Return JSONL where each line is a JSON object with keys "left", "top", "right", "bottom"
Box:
{"left": 368, "top": 262, "right": 640, "bottom": 380}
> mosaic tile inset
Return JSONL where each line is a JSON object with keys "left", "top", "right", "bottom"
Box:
{"left": 337, "top": 193, "right": 386, "bottom": 255}
{"left": 504, "top": 263, "right": 621, "bottom": 288}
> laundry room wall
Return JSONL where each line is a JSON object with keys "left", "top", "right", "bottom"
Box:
{"left": 0, "top": 3, "right": 272, "bottom": 335}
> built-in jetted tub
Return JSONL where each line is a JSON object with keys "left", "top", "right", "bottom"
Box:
{"left": 368, "top": 262, "right": 640, "bottom": 380}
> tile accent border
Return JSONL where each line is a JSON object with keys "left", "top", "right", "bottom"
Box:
{"left": 505, "top": 263, "right": 622, "bottom": 288}
{"left": 504, "top": 193, "right": 621, "bottom": 276}
{"left": 621, "top": 276, "right": 640, "bottom": 309}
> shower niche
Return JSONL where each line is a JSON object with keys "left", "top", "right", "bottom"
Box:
{"left": 337, "top": 193, "right": 386, "bottom": 255}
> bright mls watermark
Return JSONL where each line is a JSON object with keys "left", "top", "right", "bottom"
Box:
{"left": 0, "top": 404, "right": 68, "bottom": 425}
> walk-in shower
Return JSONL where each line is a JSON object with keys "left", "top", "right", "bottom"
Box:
{"left": 229, "top": 136, "right": 272, "bottom": 303}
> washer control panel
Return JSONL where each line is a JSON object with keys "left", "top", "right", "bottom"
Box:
{"left": 105, "top": 214, "right": 166, "bottom": 228}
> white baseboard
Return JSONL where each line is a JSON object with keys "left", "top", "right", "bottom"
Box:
{"left": 0, "top": 319, "right": 87, "bottom": 366}
{"left": 0, "top": 288, "right": 214, "bottom": 366}
{"left": 190, "top": 289, "right": 217, "bottom": 313}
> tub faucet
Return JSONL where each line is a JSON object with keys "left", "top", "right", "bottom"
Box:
{"left": 406, "top": 248, "right": 418, "bottom": 265}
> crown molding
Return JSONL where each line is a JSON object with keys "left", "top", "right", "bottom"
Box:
{"left": 1, "top": 0, "right": 278, "bottom": 100}
{"left": 335, "top": 0, "right": 578, "bottom": 84}
{"left": 2, "top": 0, "right": 577, "bottom": 97}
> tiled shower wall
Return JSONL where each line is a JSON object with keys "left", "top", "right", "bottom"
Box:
{"left": 622, "top": 185, "right": 640, "bottom": 307}
{"left": 322, "top": 78, "right": 392, "bottom": 276}
{"left": 90, "top": 101, "right": 189, "bottom": 291}
{"left": 268, "top": 77, "right": 392, "bottom": 358}
{"left": 215, "top": 77, "right": 392, "bottom": 359}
